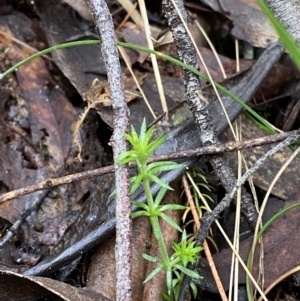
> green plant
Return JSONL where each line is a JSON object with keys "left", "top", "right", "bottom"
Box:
{"left": 116, "top": 119, "right": 203, "bottom": 300}
{"left": 181, "top": 167, "right": 218, "bottom": 253}
{"left": 183, "top": 167, "right": 214, "bottom": 219}
{"left": 159, "top": 229, "right": 202, "bottom": 301}
{"left": 3, "top": 24, "right": 297, "bottom": 298}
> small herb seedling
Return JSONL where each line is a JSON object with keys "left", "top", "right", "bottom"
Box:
{"left": 117, "top": 119, "right": 203, "bottom": 300}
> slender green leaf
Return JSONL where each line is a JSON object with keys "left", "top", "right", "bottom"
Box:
{"left": 197, "top": 183, "right": 211, "bottom": 191}
{"left": 130, "top": 173, "right": 144, "bottom": 194}
{"left": 159, "top": 204, "right": 186, "bottom": 211}
{"left": 175, "top": 265, "right": 201, "bottom": 279}
{"left": 181, "top": 229, "right": 187, "bottom": 242}
{"left": 159, "top": 212, "right": 182, "bottom": 232}
{"left": 172, "top": 277, "right": 179, "bottom": 287}
{"left": 130, "top": 124, "right": 139, "bottom": 141}
{"left": 166, "top": 268, "right": 173, "bottom": 295}
{"left": 143, "top": 125, "right": 155, "bottom": 146}
{"left": 161, "top": 293, "right": 171, "bottom": 301}
{"left": 131, "top": 201, "right": 149, "bottom": 211}
{"left": 139, "top": 118, "right": 147, "bottom": 143}
{"left": 117, "top": 156, "right": 135, "bottom": 165}
{"left": 144, "top": 266, "right": 163, "bottom": 283}
{"left": 154, "top": 160, "right": 181, "bottom": 168}
{"left": 196, "top": 173, "right": 208, "bottom": 183}
{"left": 147, "top": 161, "right": 181, "bottom": 170}
{"left": 142, "top": 253, "right": 158, "bottom": 262}
{"left": 115, "top": 150, "right": 137, "bottom": 164}
{"left": 132, "top": 210, "right": 150, "bottom": 218}
{"left": 148, "top": 174, "right": 173, "bottom": 190}
{"left": 199, "top": 193, "right": 214, "bottom": 202}
{"left": 124, "top": 133, "right": 136, "bottom": 148}
{"left": 190, "top": 281, "right": 198, "bottom": 299}
{"left": 148, "top": 163, "right": 184, "bottom": 175}
{"left": 147, "top": 135, "right": 168, "bottom": 153}
{"left": 154, "top": 187, "right": 168, "bottom": 206}
{"left": 173, "top": 270, "right": 181, "bottom": 279}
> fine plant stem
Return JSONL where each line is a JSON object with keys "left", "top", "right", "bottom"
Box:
{"left": 143, "top": 176, "right": 155, "bottom": 210}
{"left": 150, "top": 215, "right": 170, "bottom": 267}
{"left": 143, "top": 177, "right": 170, "bottom": 266}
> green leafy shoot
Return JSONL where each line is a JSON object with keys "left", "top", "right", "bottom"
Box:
{"left": 171, "top": 230, "right": 203, "bottom": 268}
{"left": 182, "top": 167, "right": 213, "bottom": 221}
{"left": 117, "top": 119, "right": 185, "bottom": 195}
{"left": 117, "top": 123, "right": 166, "bottom": 165}
{"left": 164, "top": 230, "right": 203, "bottom": 300}
{"left": 116, "top": 119, "right": 202, "bottom": 300}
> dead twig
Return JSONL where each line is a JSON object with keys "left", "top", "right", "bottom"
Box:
{"left": 182, "top": 175, "right": 228, "bottom": 301}
{"left": 85, "top": 1, "right": 132, "bottom": 300}
{"left": 195, "top": 128, "right": 300, "bottom": 292}
{"left": 162, "top": 0, "right": 257, "bottom": 232}
{"left": 0, "top": 130, "right": 295, "bottom": 204}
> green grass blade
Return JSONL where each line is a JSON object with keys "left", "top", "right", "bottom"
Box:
{"left": 0, "top": 39, "right": 275, "bottom": 135}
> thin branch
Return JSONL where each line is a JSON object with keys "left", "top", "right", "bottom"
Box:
{"left": 85, "top": 1, "right": 132, "bottom": 300}
{"left": 0, "top": 190, "right": 48, "bottom": 247}
{"left": 161, "top": 1, "right": 284, "bottom": 299}
{"left": 195, "top": 128, "right": 300, "bottom": 290}
{"left": 182, "top": 175, "right": 228, "bottom": 301}
{"left": 162, "top": 0, "right": 257, "bottom": 231}
{"left": 265, "top": 0, "right": 300, "bottom": 45}
{"left": 0, "top": 130, "right": 294, "bottom": 204}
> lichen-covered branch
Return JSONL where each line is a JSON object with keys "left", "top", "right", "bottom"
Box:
{"left": 162, "top": 0, "right": 257, "bottom": 228}
{"left": 85, "top": 1, "right": 132, "bottom": 300}
{"left": 265, "top": 0, "right": 300, "bottom": 45}
{"left": 161, "top": 0, "right": 259, "bottom": 299}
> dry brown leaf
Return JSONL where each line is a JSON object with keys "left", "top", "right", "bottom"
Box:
{"left": 83, "top": 79, "right": 140, "bottom": 107}
{"left": 225, "top": 114, "right": 300, "bottom": 200}
{"left": 197, "top": 198, "right": 300, "bottom": 292}
{"left": 0, "top": 270, "right": 108, "bottom": 301}
{"left": 122, "top": 22, "right": 161, "bottom": 65}
{"left": 202, "top": 0, "right": 278, "bottom": 47}
{"left": 62, "top": 0, "right": 93, "bottom": 22}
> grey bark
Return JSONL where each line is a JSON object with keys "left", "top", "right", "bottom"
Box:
{"left": 162, "top": 0, "right": 257, "bottom": 227}
{"left": 85, "top": 1, "right": 132, "bottom": 301}
{"left": 265, "top": 0, "right": 300, "bottom": 45}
